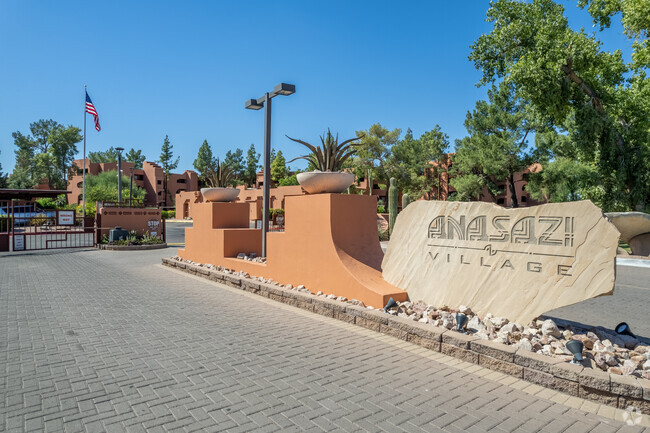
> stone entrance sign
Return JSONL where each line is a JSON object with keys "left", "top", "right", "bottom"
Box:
{"left": 382, "top": 200, "right": 619, "bottom": 324}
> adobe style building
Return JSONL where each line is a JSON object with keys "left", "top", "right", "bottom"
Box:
{"left": 427, "top": 154, "right": 545, "bottom": 207}
{"left": 67, "top": 159, "right": 199, "bottom": 208}
{"left": 175, "top": 156, "right": 545, "bottom": 220}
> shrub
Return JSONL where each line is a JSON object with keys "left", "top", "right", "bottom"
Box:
{"left": 161, "top": 210, "right": 175, "bottom": 219}
{"left": 269, "top": 208, "right": 285, "bottom": 217}
{"left": 377, "top": 205, "right": 385, "bottom": 213}
{"left": 28, "top": 213, "right": 49, "bottom": 226}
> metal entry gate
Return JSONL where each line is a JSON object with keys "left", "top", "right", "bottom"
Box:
{"left": 1, "top": 200, "right": 95, "bottom": 252}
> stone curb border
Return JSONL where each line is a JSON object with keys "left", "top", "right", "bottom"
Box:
{"left": 98, "top": 243, "right": 168, "bottom": 251}
{"left": 162, "top": 257, "right": 650, "bottom": 415}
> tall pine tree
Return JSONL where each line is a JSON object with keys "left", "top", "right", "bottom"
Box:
{"left": 158, "top": 135, "right": 179, "bottom": 206}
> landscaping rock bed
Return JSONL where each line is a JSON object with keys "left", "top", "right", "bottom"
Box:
{"left": 163, "top": 255, "right": 650, "bottom": 414}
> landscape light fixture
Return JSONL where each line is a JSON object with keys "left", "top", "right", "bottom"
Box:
{"left": 456, "top": 313, "right": 468, "bottom": 333}
{"left": 615, "top": 322, "right": 635, "bottom": 338}
{"left": 566, "top": 340, "right": 584, "bottom": 364}
{"left": 383, "top": 297, "right": 398, "bottom": 312}
{"left": 244, "top": 83, "right": 296, "bottom": 258}
{"left": 116, "top": 147, "right": 125, "bottom": 205}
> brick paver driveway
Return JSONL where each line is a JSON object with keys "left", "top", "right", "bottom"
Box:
{"left": 1, "top": 248, "right": 647, "bottom": 432}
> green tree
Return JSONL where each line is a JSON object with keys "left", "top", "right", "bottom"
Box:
{"left": 386, "top": 126, "right": 449, "bottom": 199}
{"left": 526, "top": 157, "right": 598, "bottom": 203}
{"left": 243, "top": 144, "right": 260, "bottom": 187}
{"left": 84, "top": 171, "right": 146, "bottom": 204}
{"left": 9, "top": 131, "right": 36, "bottom": 188}
{"left": 193, "top": 140, "right": 217, "bottom": 186}
{"left": 29, "top": 119, "right": 59, "bottom": 153}
{"left": 450, "top": 83, "right": 533, "bottom": 207}
{"left": 48, "top": 124, "right": 82, "bottom": 188}
{"left": 89, "top": 147, "right": 120, "bottom": 163}
{"left": 0, "top": 148, "right": 7, "bottom": 188}
{"left": 125, "top": 148, "right": 146, "bottom": 169}
{"left": 469, "top": 0, "right": 650, "bottom": 211}
{"left": 224, "top": 148, "right": 244, "bottom": 179}
{"left": 9, "top": 119, "right": 81, "bottom": 189}
{"left": 349, "top": 123, "right": 401, "bottom": 191}
{"left": 270, "top": 150, "right": 289, "bottom": 183}
{"left": 158, "top": 135, "right": 179, "bottom": 205}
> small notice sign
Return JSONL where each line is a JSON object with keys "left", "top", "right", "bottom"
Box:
{"left": 57, "top": 210, "right": 75, "bottom": 226}
{"left": 14, "top": 235, "right": 25, "bottom": 251}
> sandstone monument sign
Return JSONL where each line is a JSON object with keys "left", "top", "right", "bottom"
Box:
{"left": 382, "top": 200, "right": 619, "bottom": 324}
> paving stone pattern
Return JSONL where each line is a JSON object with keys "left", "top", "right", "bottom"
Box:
{"left": 0, "top": 248, "right": 647, "bottom": 432}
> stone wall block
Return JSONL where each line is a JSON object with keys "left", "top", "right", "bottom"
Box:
{"left": 579, "top": 385, "right": 618, "bottom": 406}
{"left": 379, "top": 324, "right": 408, "bottom": 340}
{"left": 514, "top": 349, "right": 563, "bottom": 373}
{"left": 471, "top": 340, "right": 517, "bottom": 362}
{"left": 441, "top": 343, "right": 479, "bottom": 364}
{"left": 407, "top": 334, "right": 441, "bottom": 351}
{"left": 359, "top": 309, "right": 389, "bottom": 325}
{"left": 610, "top": 375, "right": 643, "bottom": 399}
{"left": 479, "top": 355, "right": 524, "bottom": 377}
{"left": 404, "top": 321, "right": 446, "bottom": 341}
{"left": 550, "top": 362, "right": 584, "bottom": 382}
{"left": 579, "top": 369, "right": 611, "bottom": 392}
{"left": 441, "top": 331, "right": 479, "bottom": 350}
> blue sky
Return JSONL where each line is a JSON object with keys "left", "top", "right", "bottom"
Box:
{"left": 0, "top": 1, "right": 632, "bottom": 175}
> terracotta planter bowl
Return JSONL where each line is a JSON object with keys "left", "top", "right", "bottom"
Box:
{"left": 200, "top": 187, "right": 240, "bottom": 202}
{"left": 296, "top": 171, "right": 355, "bottom": 194}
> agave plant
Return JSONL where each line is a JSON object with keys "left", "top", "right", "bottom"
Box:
{"left": 286, "top": 129, "right": 362, "bottom": 172}
{"left": 206, "top": 158, "right": 236, "bottom": 188}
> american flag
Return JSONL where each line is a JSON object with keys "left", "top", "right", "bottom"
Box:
{"left": 85, "top": 91, "right": 101, "bottom": 132}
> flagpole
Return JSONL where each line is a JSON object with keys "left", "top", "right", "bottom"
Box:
{"left": 82, "top": 85, "right": 87, "bottom": 218}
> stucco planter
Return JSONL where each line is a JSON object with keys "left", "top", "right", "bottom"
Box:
{"left": 296, "top": 171, "right": 355, "bottom": 194}
{"left": 201, "top": 187, "right": 240, "bottom": 202}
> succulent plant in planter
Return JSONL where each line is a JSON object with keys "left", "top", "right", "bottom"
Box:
{"left": 201, "top": 158, "right": 240, "bottom": 202}
{"left": 286, "top": 129, "right": 363, "bottom": 194}
{"left": 205, "top": 158, "right": 235, "bottom": 188}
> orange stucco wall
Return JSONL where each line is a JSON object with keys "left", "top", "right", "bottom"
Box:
{"left": 97, "top": 207, "right": 163, "bottom": 240}
{"left": 174, "top": 185, "right": 306, "bottom": 221}
{"left": 178, "top": 194, "right": 407, "bottom": 308}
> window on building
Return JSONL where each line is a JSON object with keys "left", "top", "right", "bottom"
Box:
{"left": 158, "top": 191, "right": 162, "bottom": 196}
{"left": 177, "top": 179, "right": 186, "bottom": 184}
{"left": 521, "top": 196, "right": 527, "bottom": 203}
{"left": 522, "top": 185, "right": 526, "bottom": 191}
{"left": 176, "top": 189, "right": 185, "bottom": 194}
{"left": 134, "top": 174, "right": 144, "bottom": 181}
{"left": 157, "top": 180, "right": 162, "bottom": 185}
{"left": 497, "top": 198, "right": 505, "bottom": 205}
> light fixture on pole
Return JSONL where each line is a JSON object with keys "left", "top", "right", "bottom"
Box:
{"left": 116, "top": 147, "right": 124, "bottom": 204}
{"left": 245, "top": 83, "right": 296, "bottom": 258}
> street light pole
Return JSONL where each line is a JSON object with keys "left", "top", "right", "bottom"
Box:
{"left": 129, "top": 167, "right": 134, "bottom": 207}
{"left": 116, "top": 147, "right": 124, "bottom": 205}
{"left": 245, "top": 83, "right": 295, "bottom": 258}
{"left": 261, "top": 93, "right": 272, "bottom": 257}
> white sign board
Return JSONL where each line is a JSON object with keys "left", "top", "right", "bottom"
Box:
{"left": 57, "top": 210, "right": 75, "bottom": 226}
{"left": 14, "top": 235, "right": 25, "bottom": 251}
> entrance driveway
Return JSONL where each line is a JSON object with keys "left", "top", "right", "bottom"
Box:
{"left": 1, "top": 248, "right": 646, "bottom": 432}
